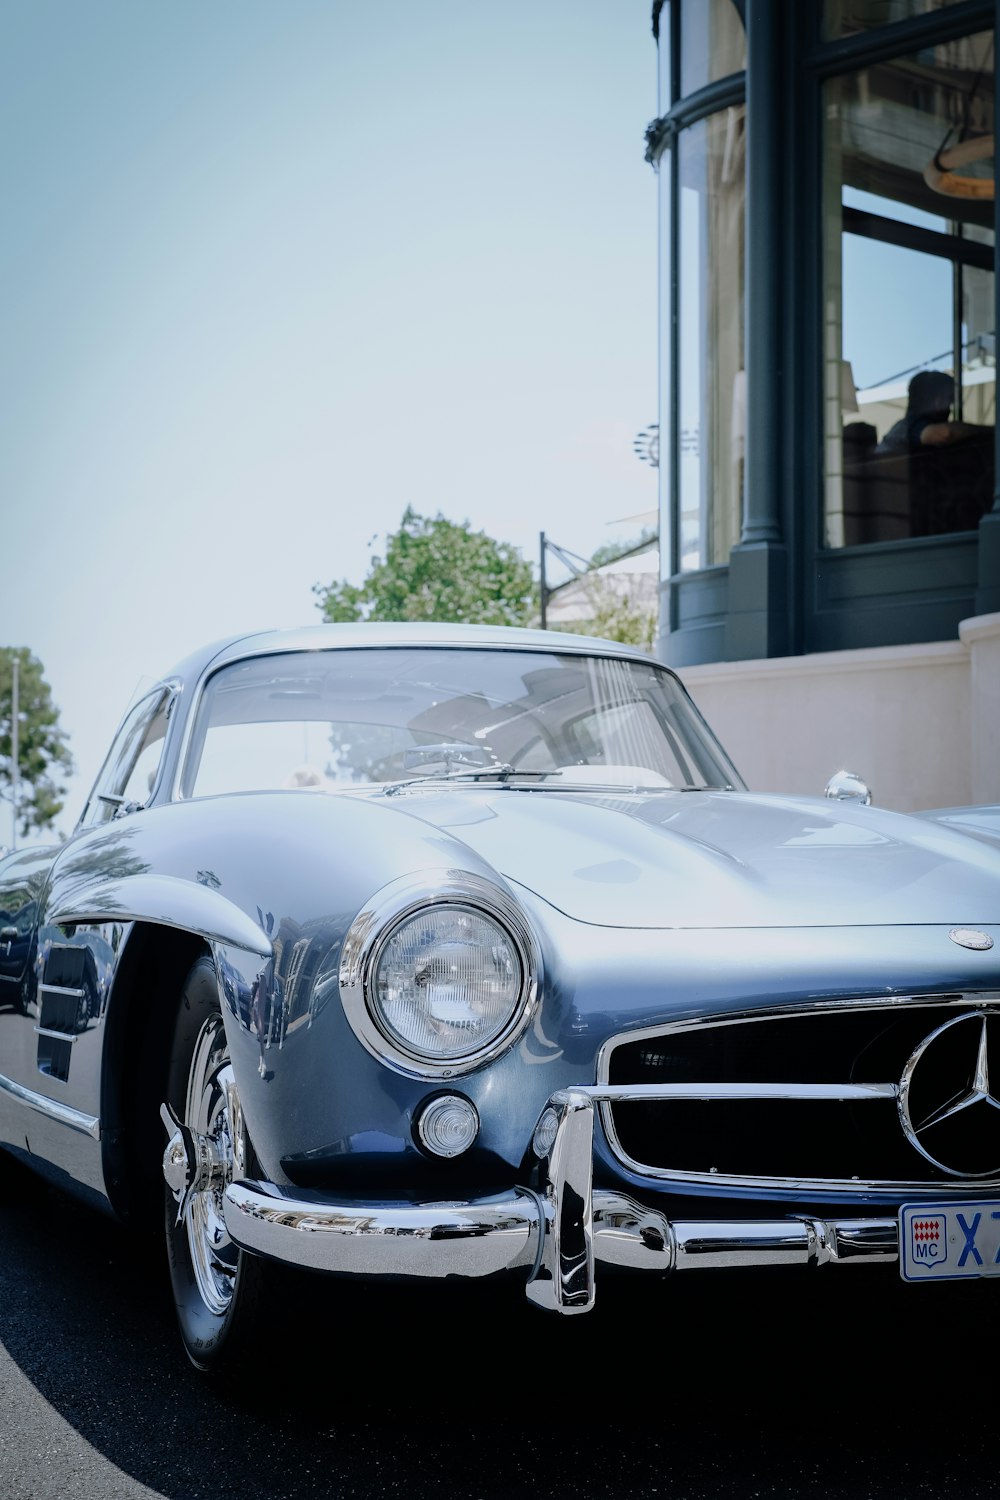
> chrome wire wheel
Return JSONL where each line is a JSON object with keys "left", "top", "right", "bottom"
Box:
{"left": 182, "top": 1017, "right": 240, "bottom": 1318}
{"left": 163, "top": 955, "right": 263, "bottom": 1373}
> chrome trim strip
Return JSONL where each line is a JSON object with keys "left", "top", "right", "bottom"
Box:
{"left": 39, "top": 983, "right": 86, "bottom": 1000}
{"left": 223, "top": 1183, "right": 541, "bottom": 1278}
{"left": 221, "top": 1180, "right": 903, "bottom": 1285}
{"left": 587, "top": 1082, "right": 898, "bottom": 1102}
{"left": 666, "top": 1215, "right": 897, "bottom": 1271}
{"left": 221, "top": 1089, "right": 905, "bottom": 1308}
{"left": 0, "top": 1071, "right": 100, "bottom": 1139}
{"left": 589, "top": 1192, "right": 672, "bottom": 1269}
{"left": 33, "top": 1027, "right": 79, "bottom": 1043}
{"left": 596, "top": 992, "right": 1000, "bottom": 1196}
{"left": 595, "top": 993, "right": 996, "bottom": 1076}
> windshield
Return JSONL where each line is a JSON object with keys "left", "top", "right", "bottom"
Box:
{"left": 179, "top": 647, "right": 744, "bottom": 798}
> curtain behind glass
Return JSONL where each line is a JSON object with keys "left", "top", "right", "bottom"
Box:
{"left": 678, "top": 107, "right": 746, "bottom": 570}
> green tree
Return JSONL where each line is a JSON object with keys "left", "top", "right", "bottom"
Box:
{"left": 589, "top": 526, "right": 658, "bottom": 569}
{"left": 314, "top": 507, "right": 535, "bottom": 627}
{"left": 0, "top": 648, "right": 74, "bottom": 840}
{"left": 582, "top": 579, "right": 657, "bottom": 652}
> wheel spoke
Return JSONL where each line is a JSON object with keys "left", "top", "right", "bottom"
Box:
{"left": 181, "top": 1015, "right": 240, "bottom": 1317}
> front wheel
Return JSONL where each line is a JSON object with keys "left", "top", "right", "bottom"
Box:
{"left": 162, "top": 956, "right": 265, "bottom": 1372}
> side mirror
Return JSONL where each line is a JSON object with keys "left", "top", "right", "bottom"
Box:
{"left": 824, "top": 770, "right": 872, "bottom": 806}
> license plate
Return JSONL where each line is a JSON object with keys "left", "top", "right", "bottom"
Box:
{"left": 900, "top": 1201, "right": 1000, "bottom": 1282}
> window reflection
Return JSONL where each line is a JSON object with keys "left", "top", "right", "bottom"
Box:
{"left": 824, "top": 0, "right": 969, "bottom": 43}
{"left": 824, "top": 31, "right": 995, "bottom": 547}
{"left": 679, "top": 0, "right": 745, "bottom": 96}
{"left": 678, "top": 107, "right": 745, "bottom": 571}
{"left": 80, "top": 691, "right": 170, "bottom": 827}
{"left": 658, "top": 143, "right": 673, "bottom": 581}
{"left": 181, "top": 649, "right": 743, "bottom": 796}
{"left": 657, "top": 2, "right": 671, "bottom": 114}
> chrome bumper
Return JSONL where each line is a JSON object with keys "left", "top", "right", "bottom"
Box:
{"left": 222, "top": 1088, "right": 899, "bottom": 1315}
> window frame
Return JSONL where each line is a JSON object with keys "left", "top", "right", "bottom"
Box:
{"left": 652, "top": 0, "right": 997, "bottom": 665}
{"left": 78, "top": 687, "right": 174, "bottom": 829}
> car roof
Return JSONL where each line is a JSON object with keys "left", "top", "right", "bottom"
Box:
{"left": 162, "top": 622, "right": 660, "bottom": 685}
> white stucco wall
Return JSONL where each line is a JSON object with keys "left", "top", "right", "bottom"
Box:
{"left": 676, "top": 613, "right": 1000, "bottom": 814}
{"left": 961, "top": 612, "right": 1000, "bottom": 805}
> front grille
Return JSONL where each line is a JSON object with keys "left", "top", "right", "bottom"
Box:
{"left": 600, "top": 995, "right": 1000, "bottom": 1193}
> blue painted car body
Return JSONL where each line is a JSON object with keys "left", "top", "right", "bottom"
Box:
{"left": 2, "top": 623, "right": 999, "bottom": 1346}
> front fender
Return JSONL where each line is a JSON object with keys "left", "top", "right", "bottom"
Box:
{"left": 48, "top": 873, "right": 272, "bottom": 956}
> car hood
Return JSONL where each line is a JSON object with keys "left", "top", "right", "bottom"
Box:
{"left": 396, "top": 787, "right": 1000, "bottom": 928}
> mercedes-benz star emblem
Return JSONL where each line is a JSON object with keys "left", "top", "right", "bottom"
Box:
{"left": 949, "top": 928, "right": 994, "bottom": 951}
{"left": 899, "top": 1012, "right": 1000, "bottom": 1177}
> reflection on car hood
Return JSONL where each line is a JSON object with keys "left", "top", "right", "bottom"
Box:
{"left": 398, "top": 787, "right": 1000, "bottom": 928}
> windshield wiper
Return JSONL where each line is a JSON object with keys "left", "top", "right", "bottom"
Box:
{"left": 383, "top": 765, "right": 558, "bottom": 796}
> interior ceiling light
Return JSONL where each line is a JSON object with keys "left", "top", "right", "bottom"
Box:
{"left": 923, "top": 133, "right": 994, "bottom": 200}
{"left": 924, "top": 44, "right": 994, "bottom": 202}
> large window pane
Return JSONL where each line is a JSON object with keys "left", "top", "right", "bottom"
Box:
{"left": 678, "top": 108, "right": 745, "bottom": 571}
{"left": 181, "top": 649, "right": 743, "bottom": 796}
{"left": 824, "top": 1, "right": 970, "bottom": 42}
{"left": 824, "top": 31, "right": 995, "bottom": 548}
{"left": 679, "top": 0, "right": 745, "bottom": 97}
{"left": 657, "top": 1, "right": 672, "bottom": 114}
{"left": 658, "top": 144, "right": 673, "bottom": 581}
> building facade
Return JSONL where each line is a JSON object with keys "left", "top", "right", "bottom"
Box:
{"left": 648, "top": 0, "right": 1000, "bottom": 810}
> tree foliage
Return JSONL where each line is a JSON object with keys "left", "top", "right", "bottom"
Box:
{"left": 582, "top": 579, "right": 657, "bottom": 652}
{"left": 314, "top": 507, "right": 535, "bottom": 627}
{"left": 0, "top": 647, "right": 74, "bottom": 840}
{"left": 589, "top": 526, "right": 658, "bottom": 570}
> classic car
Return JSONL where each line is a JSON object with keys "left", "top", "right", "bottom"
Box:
{"left": 1, "top": 623, "right": 999, "bottom": 1372}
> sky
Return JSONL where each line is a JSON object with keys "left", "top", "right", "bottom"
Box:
{"left": 0, "top": 0, "right": 659, "bottom": 842}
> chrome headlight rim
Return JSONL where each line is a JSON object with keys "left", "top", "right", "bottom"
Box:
{"left": 339, "top": 870, "right": 541, "bottom": 1079}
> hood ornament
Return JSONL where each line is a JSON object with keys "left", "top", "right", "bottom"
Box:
{"left": 823, "top": 770, "right": 872, "bottom": 805}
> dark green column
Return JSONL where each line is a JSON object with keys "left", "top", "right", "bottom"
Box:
{"left": 974, "top": 0, "right": 1000, "bottom": 616}
{"left": 725, "top": 0, "right": 790, "bottom": 660}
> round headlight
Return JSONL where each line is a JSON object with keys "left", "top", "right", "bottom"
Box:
{"left": 339, "top": 872, "right": 540, "bottom": 1077}
{"left": 373, "top": 905, "right": 522, "bottom": 1059}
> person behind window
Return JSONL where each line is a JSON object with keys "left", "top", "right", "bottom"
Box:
{"left": 876, "top": 369, "right": 990, "bottom": 453}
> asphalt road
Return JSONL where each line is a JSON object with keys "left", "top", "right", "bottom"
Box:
{"left": 0, "top": 1153, "right": 995, "bottom": 1500}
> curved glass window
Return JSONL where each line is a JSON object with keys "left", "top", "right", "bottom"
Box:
{"left": 80, "top": 690, "right": 171, "bottom": 827}
{"left": 181, "top": 648, "right": 743, "bottom": 797}
{"left": 658, "top": 143, "right": 672, "bottom": 583}
{"left": 824, "top": 31, "right": 995, "bottom": 547}
{"left": 680, "top": 0, "right": 746, "bottom": 95}
{"left": 657, "top": 4, "right": 671, "bottom": 114}
{"left": 656, "top": 0, "right": 746, "bottom": 593}
{"left": 678, "top": 107, "right": 746, "bottom": 570}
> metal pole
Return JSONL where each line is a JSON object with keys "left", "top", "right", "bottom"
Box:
{"left": 11, "top": 655, "right": 18, "bottom": 851}
{"left": 539, "top": 532, "right": 548, "bottom": 630}
{"left": 953, "top": 227, "right": 964, "bottom": 423}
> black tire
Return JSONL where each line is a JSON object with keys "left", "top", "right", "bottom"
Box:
{"left": 163, "top": 955, "right": 265, "bottom": 1373}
